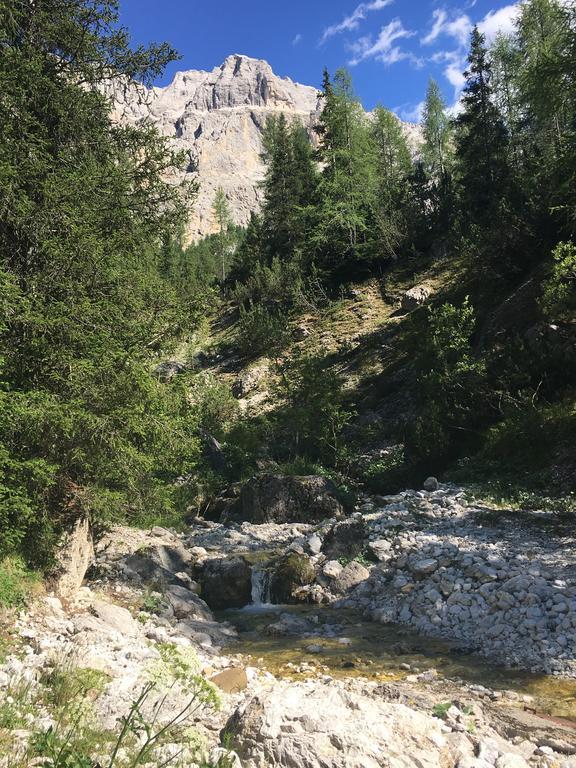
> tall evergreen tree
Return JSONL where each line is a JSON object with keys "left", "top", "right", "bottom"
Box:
{"left": 0, "top": 0, "right": 200, "bottom": 564}
{"left": 260, "top": 114, "right": 317, "bottom": 263}
{"left": 515, "top": 0, "right": 576, "bottom": 237}
{"left": 421, "top": 79, "right": 455, "bottom": 237}
{"left": 213, "top": 187, "right": 234, "bottom": 281}
{"left": 454, "top": 26, "right": 510, "bottom": 229}
{"left": 313, "top": 69, "right": 376, "bottom": 273}
{"left": 370, "top": 107, "right": 412, "bottom": 258}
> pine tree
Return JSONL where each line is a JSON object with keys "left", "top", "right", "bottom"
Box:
{"left": 421, "top": 79, "right": 455, "bottom": 238}
{"left": 454, "top": 26, "right": 510, "bottom": 228}
{"left": 213, "top": 187, "right": 233, "bottom": 281}
{"left": 313, "top": 69, "right": 376, "bottom": 274}
{"left": 515, "top": 0, "right": 576, "bottom": 238}
{"left": 0, "top": 0, "right": 201, "bottom": 564}
{"left": 370, "top": 107, "right": 412, "bottom": 258}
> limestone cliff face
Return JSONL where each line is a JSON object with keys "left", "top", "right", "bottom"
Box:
{"left": 110, "top": 55, "right": 419, "bottom": 242}
{"left": 110, "top": 55, "right": 321, "bottom": 241}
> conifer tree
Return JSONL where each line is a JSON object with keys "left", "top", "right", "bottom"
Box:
{"left": 314, "top": 69, "right": 376, "bottom": 272}
{"left": 454, "top": 26, "right": 510, "bottom": 228}
{"left": 370, "top": 107, "right": 412, "bottom": 258}
{"left": 421, "top": 79, "right": 454, "bottom": 236}
{"left": 213, "top": 187, "right": 233, "bottom": 281}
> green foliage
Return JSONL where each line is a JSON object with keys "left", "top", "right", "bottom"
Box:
{"left": 361, "top": 446, "right": 410, "bottom": 494}
{"left": 276, "top": 352, "right": 353, "bottom": 466}
{"left": 454, "top": 27, "right": 511, "bottom": 230}
{"left": 411, "top": 299, "right": 487, "bottom": 458}
{"left": 188, "top": 373, "right": 239, "bottom": 438}
{"left": 236, "top": 302, "right": 289, "bottom": 359}
{"left": 541, "top": 241, "right": 576, "bottom": 319}
{"left": 432, "top": 702, "right": 453, "bottom": 719}
{"left": 0, "top": 557, "right": 39, "bottom": 609}
{"left": 0, "top": 0, "right": 203, "bottom": 565}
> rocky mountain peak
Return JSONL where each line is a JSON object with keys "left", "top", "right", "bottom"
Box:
{"left": 109, "top": 56, "right": 415, "bottom": 240}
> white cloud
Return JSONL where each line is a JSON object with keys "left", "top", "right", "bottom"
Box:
{"left": 395, "top": 100, "right": 425, "bottom": 122}
{"left": 421, "top": 8, "right": 472, "bottom": 47}
{"left": 348, "top": 18, "right": 415, "bottom": 65}
{"left": 478, "top": 4, "right": 520, "bottom": 43}
{"left": 320, "top": 0, "right": 394, "bottom": 44}
{"left": 292, "top": 33, "right": 303, "bottom": 46}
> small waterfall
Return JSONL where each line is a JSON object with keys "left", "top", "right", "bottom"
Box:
{"left": 250, "top": 566, "right": 272, "bottom": 606}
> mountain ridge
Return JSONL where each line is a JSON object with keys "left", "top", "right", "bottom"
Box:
{"left": 110, "top": 54, "right": 419, "bottom": 241}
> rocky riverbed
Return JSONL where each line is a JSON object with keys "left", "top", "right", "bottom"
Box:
{"left": 1, "top": 478, "right": 575, "bottom": 767}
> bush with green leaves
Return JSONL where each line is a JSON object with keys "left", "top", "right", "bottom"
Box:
{"left": 541, "top": 241, "right": 576, "bottom": 321}
{"left": 410, "top": 298, "right": 487, "bottom": 459}
{"left": 0, "top": 557, "right": 39, "bottom": 609}
{"left": 276, "top": 352, "right": 353, "bottom": 466}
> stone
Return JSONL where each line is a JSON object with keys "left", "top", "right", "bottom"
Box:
{"left": 333, "top": 561, "right": 370, "bottom": 593}
{"left": 401, "top": 285, "right": 433, "bottom": 312}
{"left": 423, "top": 477, "right": 440, "bottom": 492}
{"left": 222, "top": 474, "right": 345, "bottom": 524}
{"left": 166, "top": 585, "right": 212, "bottom": 620}
{"left": 270, "top": 553, "right": 316, "bottom": 603}
{"left": 53, "top": 515, "right": 94, "bottom": 598}
{"left": 91, "top": 600, "right": 139, "bottom": 637}
{"left": 478, "top": 738, "right": 500, "bottom": 764}
{"left": 411, "top": 558, "right": 439, "bottom": 576}
{"left": 209, "top": 667, "right": 248, "bottom": 694}
{"left": 323, "top": 560, "right": 343, "bottom": 579}
{"left": 321, "top": 517, "right": 367, "bottom": 561}
{"left": 199, "top": 557, "right": 252, "bottom": 609}
{"left": 154, "top": 360, "right": 187, "bottom": 381}
{"left": 226, "top": 680, "right": 451, "bottom": 768}
{"left": 307, "top": 534, "right": 322, "bottom": 555}
{"left": 232, "top": 363, "right": 268, "bottom": 398}
{"left": 369, "top": 539, "right": 393, "bottom": 562}
{"left": 496, "top": 755, "right": 530, "bottom": 768}
{"left": 208, "top": 749, "right": 242, "bottom": 768}
{"left": 123, "top": 544, "right": 191, "bottom": 586}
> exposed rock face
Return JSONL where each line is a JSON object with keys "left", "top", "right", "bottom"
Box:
{"left": 232, "top": 474, "right": 345, "bottom": 525}
{"left": 226, "top": 679, "right": 452, "bottom": 768}
{"left": 321, "top": 517, "right": 367, "bottom": 561}
{"left": 109, "top": 55, "right": 320, "bottom": 241}
{"left": 199, "top": 556, "right": 252, "bottom": 609}
{"left": 109, "top": 54, "right": 420, "bottom": 241}
{"left": 53, "top": 516, "right": 94, "bottom": 598}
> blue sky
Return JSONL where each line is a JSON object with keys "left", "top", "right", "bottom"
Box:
{"left": 119, "top": 0, "right": 520, "bottom": 119}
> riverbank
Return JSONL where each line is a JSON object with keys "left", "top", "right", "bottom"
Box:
{"left": 1, "top": 482, "right": 575, "bottom": 767}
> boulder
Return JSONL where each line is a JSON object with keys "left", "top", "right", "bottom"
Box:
{"left": 423, "top": 476, "right": 439, "bottom": 492}
{"left": 226, "top": 680, "right": 452, "bottom": 768}
{"left": 333, "top": 561, "right": 371, "bottom": 593}
{"left": 123, "top": 544, "right": 192, "bottom": 586}
{"left": 221, "top": 474, "right": 345, "bottom": 524}
{"left": 53, "top": 515, "right": 94, "bottom": 599}
{"left": 270, "top": 553, "right": 316, "bottom": 603}
{"left": 91, "top": 600, "right": 139, "bottom": 637}
{"left": 401, "top": 285, "right": 433, "bottom": 312}
{"left": 166, "top": 585, "right": 213, "bottom": 620}
{"left": 321, "top": 517, "right": 367, "bottom": 561}
{"left": 210, "top": 667, "right": 249, "bottom": 694}
{"left": 154, "top": 360, "right": 187, "bottom": 381}
{"left": 199, "top": 556, "right": 252, "bottom": 609}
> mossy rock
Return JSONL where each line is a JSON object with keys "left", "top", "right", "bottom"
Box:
{"left": 270, "top": 553, "right": 316, "bottom": 603}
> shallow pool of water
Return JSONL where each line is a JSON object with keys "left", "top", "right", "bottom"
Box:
{"left": 220, "top": 604, "right": 576, "bottom": 721}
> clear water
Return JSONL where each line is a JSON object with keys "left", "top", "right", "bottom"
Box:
{"left": 221, "top": 604, "right": 576, "bottom": 721}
